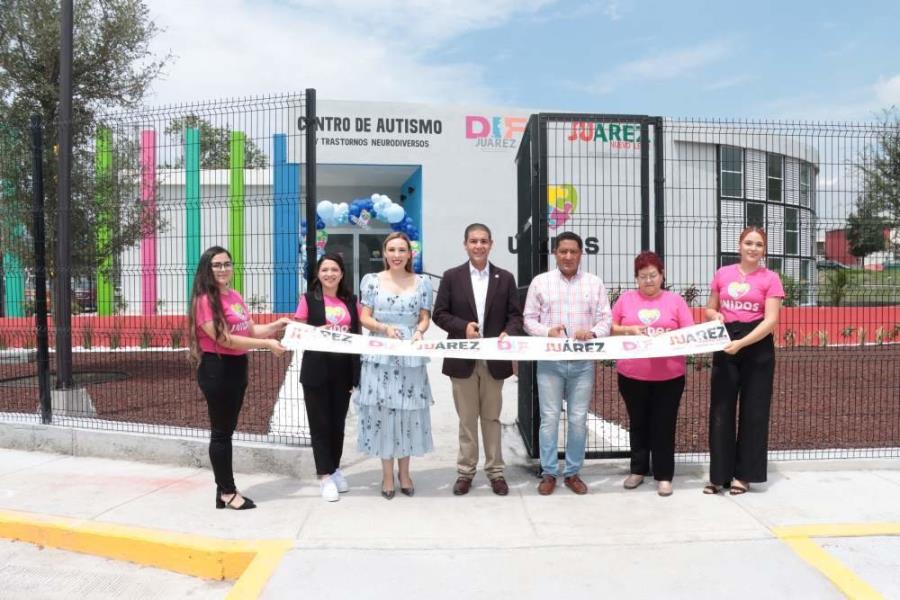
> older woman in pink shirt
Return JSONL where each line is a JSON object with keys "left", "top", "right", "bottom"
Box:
{"left": 612, "top": 251, "right": 694, "bottom": 497}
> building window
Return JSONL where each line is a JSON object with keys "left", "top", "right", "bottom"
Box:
{"left": 721, "top": 146, "right": 743, "bottom": 198}
{"left": 746, "top": 202, "right": 765, "bottom": 228}
{"left": 720, "top": 254, "right": 740, "bottom": 267}
{"left": 767, "top": 154, "right": 783, "bottom": 202}
{"left": 767, "top": 257, "right": 783, "bottom": 272}
{"left": 799, "top": 162, "right": 811, "bottom": 208}
{"left": 785, "top": 207, "right": 799, "bottom": 255}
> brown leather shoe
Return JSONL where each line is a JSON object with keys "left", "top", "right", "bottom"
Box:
{"left": 453, "top": 477, "right": 472, "bottom": 496}
{"left": 537, "top": 475, "right": 556, "bottom": 495}
{"left": 564, "top": 475, "right": 588, "bottom": 495}
{"left": 490, "top": 477, "right": 509, "bottom": 496}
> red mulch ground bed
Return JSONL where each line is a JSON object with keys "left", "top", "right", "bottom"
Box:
{"left": 0, "top": 350, "right": 291, "bottom": 435}
{"left": 591, "top": 345, "right": 900, "bottom": 452}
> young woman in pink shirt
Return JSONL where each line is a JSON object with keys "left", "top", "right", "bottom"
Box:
{"left": 188, "top": 246, "right": 290, "bottom": 510}
{"left": 612, "top": 251, "right": 694, "bottom": 497}
{"left": 704, "top": 227, "right": 784, "bottom": 495}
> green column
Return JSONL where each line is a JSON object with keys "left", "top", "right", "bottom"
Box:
{"left": 185, "top": 127, "right": 201, "bottom": 300}
{"left": 228, "top": 131, "right": 245, "bottom": 294}
{"left": 95, "top": 128, "right": 114, "bottom": 316}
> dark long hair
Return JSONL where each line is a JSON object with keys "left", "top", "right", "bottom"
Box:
{"left": 188, "top": 246, "right": 232, "bottom": 362}
{"left": 310, "top": 253, "right": 353, "bottom": 303}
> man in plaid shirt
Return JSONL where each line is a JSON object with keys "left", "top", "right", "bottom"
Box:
{"left": 523, "top": 231, "right": 612, "bottom": 495}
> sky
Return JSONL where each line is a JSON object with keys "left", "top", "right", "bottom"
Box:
{"left": 143, "top": 0, "right": 900, "bottom": 121}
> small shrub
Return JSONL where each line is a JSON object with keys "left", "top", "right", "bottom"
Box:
{"left": 169, "top": 328, "right": 185, "bottom": 349}
{"left": 139, "top": 328, "right": 153, "bottom": 349}
{"left": 108, "top": 329, "right": 121, "bottom": 349}
{"left": 782, "top": 329, "right": 796, "bottom": 348}
{"left": 815, "top": 330, "right": 829, "bottom": 347}
{"left": 81, "top": 327, "right": 93, "bottom": 350}
{"left": 801, "top": 334, "right": 813, "bottom": 347}
{"left": 874, "top": 326, "right": 886, "bottom": 345}
{"left": 780, "top": 273, "right": 800, "bottom": 307}
{"left": 823, "top": 269, "right": 851, "bottom": 306}
{"left": 857, "top": 327, "right": 866, "bottom": 346}
{"left": 680, "top": 284, "right": 700, "bottom": 307}
{"left": 607, "top": 286, "right": 622, "bottom": 307}
{"left": 840, "top": 326, "right": 856, "bottom": 340}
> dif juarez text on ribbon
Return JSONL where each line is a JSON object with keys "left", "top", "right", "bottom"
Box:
{"left": 281, "top": 321, "right": 731, "bottom": 361}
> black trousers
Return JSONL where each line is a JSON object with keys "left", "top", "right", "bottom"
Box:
{"left": 709, "top": 321, "right": 775, "bottom": 485}
{"left": 197, "top": 352, "right": 248, "bottom": 494}
{"left": 302, "top": 356, "right": 353, "bottom": 476}
{"left": 618, "top": 373, "right": 685, "bottom": 481}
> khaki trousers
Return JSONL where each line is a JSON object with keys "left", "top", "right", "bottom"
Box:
{"left": 451, "top": 361, "right": 505, "bottom": 480}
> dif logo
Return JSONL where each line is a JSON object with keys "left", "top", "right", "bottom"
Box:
{"left": 465, "top": 115, "right": 527, "bottom": 149}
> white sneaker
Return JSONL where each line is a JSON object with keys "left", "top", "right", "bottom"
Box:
{"left": 320, "top": 477, "right": 339, "bottom": 502}
{"left": 332, "top": 469, "right": 350, "bottom": 493}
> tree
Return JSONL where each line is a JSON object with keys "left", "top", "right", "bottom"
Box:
{"left": 853, "top": 109, "right": 900, "bottom": 252}
{"left": 164, "top": 115, "right": 269, "bottom": 169}
{"left": 0, "top": 0, "right": 171, "bottom": 277}
{"left": 846, "top": 199, "right": 888, "bottom": 258}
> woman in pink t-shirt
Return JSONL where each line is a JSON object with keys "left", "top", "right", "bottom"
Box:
{"left": 292, "top": 253, "right": 361, "bottom": 503}
{"left": 188, "top": 246, "right": 290, "bottom": 511}
{"left": 611, "top": 251, "right": 694, "bottom": 497}
{"left": 704, "top": 227, "right": 784, "bottom": 495}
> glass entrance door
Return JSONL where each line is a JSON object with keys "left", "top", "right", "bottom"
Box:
{"left": 323, "top": 232, "right": 389, "bottom": 295}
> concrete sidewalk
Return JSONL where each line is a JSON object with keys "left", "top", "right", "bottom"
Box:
{"left": 1, "top": 360, "right": 899, "bottom": 599}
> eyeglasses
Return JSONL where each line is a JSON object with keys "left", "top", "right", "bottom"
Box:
{"left": 211, "top": 261, "right": 233, "bottom": 271}
{"left": 636, "top": 272, "right": 660, "bottom": 282}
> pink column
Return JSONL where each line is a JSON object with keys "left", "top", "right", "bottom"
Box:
{"left": 140, "top": 130, "right": 157, "bottom": 315}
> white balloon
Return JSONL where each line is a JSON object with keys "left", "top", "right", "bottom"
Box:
{"left": 316, "top": 200, "right": 335, "bottom": 221}
{"left": 386, "top": 203, "right": 406, "bottom": 223}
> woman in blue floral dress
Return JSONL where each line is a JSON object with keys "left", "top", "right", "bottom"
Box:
{"left": 358, "top": 232, "right": 434, "bottom": 499}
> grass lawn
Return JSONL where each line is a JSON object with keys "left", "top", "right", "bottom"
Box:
{"left": 817, "top": 267, "right": 900, "bottom": 305}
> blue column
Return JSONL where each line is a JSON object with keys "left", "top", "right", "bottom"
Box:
{"left": 272, "top": 134, "right": 300, "bottom": 312}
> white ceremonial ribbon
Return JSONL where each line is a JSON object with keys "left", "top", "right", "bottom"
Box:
{"left": 282, "top": 321, "right": 731, "bottom": 361}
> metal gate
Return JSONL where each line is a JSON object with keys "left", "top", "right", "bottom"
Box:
{"left": 515, "top": 113, "right": 664, "bottom": 459}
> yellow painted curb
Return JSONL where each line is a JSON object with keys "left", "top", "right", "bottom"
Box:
{"left": 773, "top": 522, "right": 900, "bottom": 600}
{"left": 0, "top": 509, "right": 290, "bottom": 599}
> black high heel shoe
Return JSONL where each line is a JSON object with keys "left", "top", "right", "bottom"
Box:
{"left": 400, "top": 478, "right": 415, "bottom": 497}
{"left": 216, "top": 490, "right": 257, "bottom": 510}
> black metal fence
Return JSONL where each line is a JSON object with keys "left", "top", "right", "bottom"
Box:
{"left": 0, "top": 92, "right": 316, "bottom": 444}
{"left": 516, "top": 113, "right": 900, "bottom": 461}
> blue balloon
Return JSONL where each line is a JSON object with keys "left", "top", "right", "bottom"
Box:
{"left": 361, "top": 199, "right": 374, "bottom": 212}
{"left": 300, "top": 220, "right": 307, "bottom": 236}
{"left": 349, "top": 203, "right": 362, "bottom": 218}
{"left": 403, "top": 216, "right": 413, "bottom": 227}
{"left": 390, "top": 221, "right": 404, "bottom": 232}
{"left": 316, "top": 216, "right": 325, "bottom": 230}
{"left": 407, "top": 228, "right": 419, "bottom": 241}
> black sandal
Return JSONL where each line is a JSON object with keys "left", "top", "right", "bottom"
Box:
{"left": 702, "top": 483, "right": 721, "bottom": 495}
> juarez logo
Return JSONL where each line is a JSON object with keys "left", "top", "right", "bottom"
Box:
{"left": 567, "top": 122, "right": 642, "bottom": 149}
{"left": 465, "top": 115, "right": 527, "bottom": 149}
{"left": 547, "top": 184, "right": 578, "bottom": 230}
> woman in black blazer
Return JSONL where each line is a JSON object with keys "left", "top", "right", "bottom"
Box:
{"left": 293, "top": 253, "right": 361, "bottom": 502}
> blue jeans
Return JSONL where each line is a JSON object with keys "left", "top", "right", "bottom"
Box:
{"left": 536, "top": 360, "right": 595, "bottom": 478}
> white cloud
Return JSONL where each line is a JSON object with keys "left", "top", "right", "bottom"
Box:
{"left": 143, "top": 0, "right": 554, "bottom": 107}
{"left": 574, "top": 39, "right": 733, "bottom": 95}
{"left": 703, "top": 75, "right": 752, "bottom": 92}
{"left": 761, "top": 73, "right": 900, "bottom": 121}
{"left": 873, "top": 74, "right": 900, "bottom": 109}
